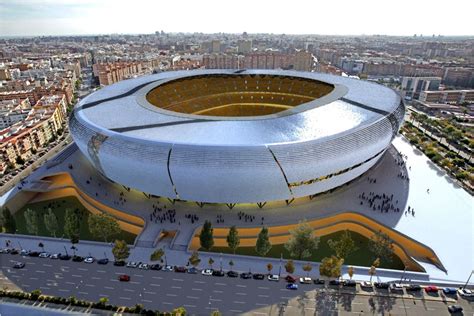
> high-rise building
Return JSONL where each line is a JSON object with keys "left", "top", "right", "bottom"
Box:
{"left": 401, "top": 76, "right": 441, "bottom": 100}
{"left": 293, "top": 51, "right": 313, "bottom": 72}
{"left": 237, "top": 40, "right": 252, "bottom": 54}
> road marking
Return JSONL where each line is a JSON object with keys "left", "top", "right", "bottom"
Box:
{"left": 104, "top": 286, "right": 114, "bottom": 290}
{"left": 110, "top": 279, "right": 118, "bottom": 282}
{"left": 166, "top": 294, "right": 177, "bottom": 297}
{"left": 172, "top": 278, "right": 184, "bottom": 282}
{"left": 85, "top": 284, "right": 95, "bottom": 287}
{"left": 230, "top": 310, "right": 243, "bottom": 313}
{"left": 258, "top": 286, "right": 269, "bottom": 290}
{"left": 281, "top": 296, "right": 291, "bottom": 299}
{"left": 42, "top": 264, "right": 52, "bottom": 267}
{"left": 65, "top": 281, "right": 75, "bottom": 285}
{"left": 236, "top": 284, "right": 247, "bottom": 288}
{"left": 258, "top": 294, "right": 269, "bottom": 298}
{"left": 236, "top": 292, "right": 247, "bottom": 296}
{"left": 35, "top": 270, "right": 45, "bottom": 273}
{"left": 162, "top": 302, "right": 172, "bottom": 305}
{"left": 256, "top": 303, "right": 267, "bottom": 306}
{"left": 150, "top": 283, "right": 160, "bottom": 287}
{"left": 192, "top": 288, "right": 203, "bottom": 291}
{"left": 144, "top": 291, "right": 156, "bottom": 295}
{"left": 78, "top": 268, "right": 88, "bottom": 271}
{"left": 171, "top": 286, "right": 181, "bottom": 289}
{"left": 58, "top": 289, "right": 70, "bottom": 292}
{"left": 97, "top": 270, "right": 106, "bottom": 273}
{"left": 119, "top": 297, "right": 131, "bottom": 300}
{"left": 91, "top": 277, "right": 101, "bottom": 280}
{"left": 78, "top": 291, "right": 88, "bottom": 295}
{"left": 22, "top": 284, "right": 30, "bottom": 288}
{"left": 133, "top": 274, "right": 143, "bottom": 277}
{"left": 152, "top": 276, "right": 163, "bottom": 280}
{"left": 29, "top": 277, "right": 39, "bottom": 280}
{"left": 40, "top": 287, "right": 50, "bottom": 290}
{"left": 130, "top": 281, "right": 140, "bottom": 284}
{"left": 215, "top": 282, "right": 226, "bottom": 286}
{"left": 142, "top": 299, "right": 152, "bottom": 303}
{"left": 71, "top": 274, "right": 82, "bottom": 278}
{"left": 233, "top": 301, "right": 245, "bottom": 304}
{"left": 210, "top": 298, "right": 222, "bottom": 302}
{"left": 186, "top": 296, "right": 199, "bottom": 299}
{"left": 184, "top": 304, "right": 196, "bottom": 308}
{"left": 194, "top": 281, "right": 205, "bottom": 284}
{"left": 124, "top": 289, "right": 135, "bottom": 292}
{"left": 99, "top": 294, "right": 108, "bottom": 297}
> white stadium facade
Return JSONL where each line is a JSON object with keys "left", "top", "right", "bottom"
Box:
{"left": 70, "top": 70, "right": 405, "bottom": 204}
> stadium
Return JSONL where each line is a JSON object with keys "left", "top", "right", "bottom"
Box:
{"left": 70, "top": 69, "right": 405, "bottom": 204}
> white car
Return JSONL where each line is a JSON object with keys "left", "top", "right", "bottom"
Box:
{"left": 138, "top": 263, "right": 150, "bottom": 270}
{"left": 268, "top": 274, "right": 280, "bottom": 281}
{"left": 50, "top": 253, "right": 60, "bottom": 259}
{"left": 299, "top": 277, "right": 312, "bottom": 284}
{"left": 39, "top": 252, "right": 50, "bottom": 258}
{"left": 458, "top": 288, "right": 473, "bottom": 297}
{"left": 390, "top": 283, "right": 404, "bottom": 290}
{"left": 360, "top": 281, "right": 373, "bottom": 288}
{"left": 201, "top": 269, "right": 213, "bottom": 276}
{"left": 84, "top": 257, "right": 95, "bottom": 264}
{"left": 126, "top": 261, "right": 139, "bottom": 268}
{"left": 162, "top": 265, "right": 173, "bottom": 272}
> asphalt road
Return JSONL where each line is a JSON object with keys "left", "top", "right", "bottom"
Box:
{"left": 1, "top": 253, "right": 472, "bottom": 315}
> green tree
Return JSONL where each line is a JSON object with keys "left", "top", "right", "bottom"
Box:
{"left": 211, "top": 310, "right": 222, "bottom": 316}
{"left": 208, "top": 257, "right": 214, "bottom": 269}
{"left": 150, "top": 248, "right": 165, "bottom": 262}
{"left": 88, "top": 213, "right": 121, "bottom": 242}
{"left": 24, "top": 208, "right": 39, "bottom": 235}
{"left": 369, "top": 258, "right": 380, "bottom": 282}
{"left": 226, "top": 225, "right": 240, "bottom": 254}
{"left": 112, "top": 240, "right": 130, "bottom": 262}
{"left": 302, "top": 263, "right": 312, "bottom": 276}
{"left": 348, "top": 266, "right": 354, "bottom": 280}
{"left": 64, "top": 208, "right": 80, "bottom": 244}
{"left": 267, "top": 263, "right": 273, "bottom": 274}
{"left": 189, "top": 251, "right": 201, "bottom": 267}
{"left": 98, "top": 297, "right": 109, "bottom": 305}
{"left": 255, "top": 227, "right": 272, "bottom": 257}
{"left": 327, "top": 230, "right": 358, "bottom": 260}
{"left": 368, "top": 231, "right": 394, "bottom": 263}
{"left": 319, "top": 256, "right": 344, "bottom": 279}
{"left": 285, "top": 260, "right": 295, "bottom": 274}
{"left": 284, "top": 220, "right": 320, "bottom": 260}
{"left": 173, "top": 307, "right": 186, "bottom": 316}
{"left": 43, "top": 208, "right": 59, "bottom": 237}
{"left": 199, "top": 220, "right": 214, "bottom": 251}
{"left": 1, "top": 207, "right": 16, "bottom": 233}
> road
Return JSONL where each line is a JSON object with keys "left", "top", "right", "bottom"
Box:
{"left": 1, "top": 253, "right": 472, "bottom": 315}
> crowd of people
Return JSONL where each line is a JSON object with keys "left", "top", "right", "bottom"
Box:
{"left": 358, "top": 191, "right": 401, "bottom": 213}
{"left": 150, "top": 206, "right": 177, "bottom": 224}
{"left": 237, "top": 211, "right": 256, "bottom": 223}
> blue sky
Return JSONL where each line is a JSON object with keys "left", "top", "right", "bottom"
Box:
{"left": 1, "top": 0, "right": 473, "bottom": 37}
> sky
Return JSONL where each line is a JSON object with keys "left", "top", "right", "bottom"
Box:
{"left": 0, "top": 0, "right": 473, "bottom": 37}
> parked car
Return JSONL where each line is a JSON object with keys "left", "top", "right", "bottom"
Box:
{"left": 286, "top": 283, "right": 298, "bottom": 290}
{"left": 390, "top": 283, "right": 404, "bottom": 291}
{"left": 443, "top": 287, "right": 457, "bottom": 295}
{"left": 138, "top": 263, "right": 149, "bottom": 270}
{"left": 59, "top": 254, "right": 71, "bottom": 260}
{"left": 299, "top": 277, "right": 312, "bottom": 284}
{"left": 448, "top": 305, "right": 463, "bottom": 313}
{"left": 150, "top": 264, "right": 162, "bottom": 271}
{"left": 313, "top": 279, "right": 325, "bottom": 285}
{"left": 424, "top": 285, "right": 439, "bottom": 293}
{"left": 29, "top": 251, "right": 40, "bottom": 257}
{"left": 13, "top": 262, "right": 25, "bottom": 269}
{"left": 458, "top": 288, "right": 473, "bottom": 297}
{"left": 126, "top": 261, "right": 139, "bottom": 268}
{"left": 240, "top": 272, "right": 252, "bottom": 279}
{"left": 212, "top": 270, "right": 225, "bottom": 277}
{"left": 20, "top": 249, "right": 30, "bottom": 256}
{"left": 174, "top": 266, "right": 186, "bottom": 273}
{"left": 268, "top": 274, "right": 279, "bottom": 281}
{"left": 201, "top": 269, "right": 213, "bottom": 276}
{"left": 72, "top": 256, "right": 84, "bottom": 262}
{"left": 9, "top": 249, "right": 19, "bottom": 255}
{"left": 360, "top": 281, "right": 373, "bottom": 289}
{"left": 343, "top": 280, "right": 356, "bottom": 287}
{"left": 253, "top": 273, "right": 265, "bottom": 280}
{"left": 84, "top": 257, "right": 95, "bottom": 264}
{"left": 97, "top": 258, "right": 109, "bottom": 265}
{"left": 374, "top": 282, "right": 390, "bottom": 289}
{"left": 39, "top": 252, "right": 50, "bottom": 258}
{"left": 187, "top": 267, "right": 199, "bottom": 274}
{"left": 329, "top": 279, "right": 341, "bottom": 286}
{"left": 50, "top": 253, "right": 60, "bottom": 259}
{"left": 162, "top": 265, "right": 174, "bottom": 272}
{"left": 119, "top": 274, "right": 130, "bottom": 282}
{"left": 285, "top": 275, "right": 297, "bottom": 283}
{"left": 113, "top": 260, "right": 126, "bottom": 266}
{"left": 227, "top": 271, "right": 238, "bottom": 278}
{"left": 406, "top": 284, "right": 422, "bottom": 292}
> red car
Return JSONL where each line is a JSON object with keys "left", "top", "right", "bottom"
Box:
{"left": 119, "top": 274, "right": 130, "bottom": 282}
{"left": 285, "top": 275, "right": 297, "bottom": 283}
{"left": 425, "top": 285, "right": 439, "bottom": 293}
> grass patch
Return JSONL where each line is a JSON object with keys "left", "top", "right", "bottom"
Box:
{"left": 13, "top": 196, "right": 136, "bottom": 244}
{"left": 202, "top": 230, "right": 404, "bottom": 270}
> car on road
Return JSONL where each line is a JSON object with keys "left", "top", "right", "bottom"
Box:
{"left": 187, "top": 267, "right": 199, "bottom": 274}
{"left": 20, "top": 249, "right": 30, "bottom": 256}
{"left": 39, "top": 252, "right": 50, "bottom": 258}
{"left": 406, "top": 284, "right": 422, "bottom": 292}
{"left": 84, "top": 257, "right": 95, "bottom": 264}
{"left": 119, "top": 274, "right": 130, "bottom": 282}
{"left": 253, "top": 273, "right": 265, "bottom": 280}
{"left": 360, "top": 281, "right": 373, "bottom": 289}
{"left": 59, "top": 254, "right": 71, "bottom": 260}
{"left": 174, "top": 266, "right": 186, "bottom": 273}
{"left": 227, "top": 271, "right": 238, "bottom": 278}
{"left": 150, "top": 264, "right": 162, "bottom": 271}
{"left": 126, "top": 261, "right": 139, "bottom": 268}
{"left": 212, "top": 270, "right": 225, "bottom": 277}
{"left": 329, "top": 279, "right": 341, "bottom": 286}
{"left": 448, "top": 305, "right": 463, "bottom": 313}
{"left": 28, "top": 251, "right": 40, "bottom": 257}
{"left": 443, "top": 287, "right": 457, "bottom": 295}
{"left": 114, "top": 260, "right": 126, "bottom": 266}
{"left": 285, "top": 275, "right": 297, "bottom": 283}
{"left": 313, "top": 279, "right": 325, "bottom": 285}
{"left": 299, "top": 277, "right": 312, "bottom": 284}
{"left": 13, "top": 262, "right": 25, "bottom": 269}
{"left": 268, "top": 274, "right": 279, "bottom": 281}
{"left": 240, "top": 272, "right": 252, "bottom": 279}
{"left": 138, "top": 263, "right": 150, "bottom": 270}
{"left": 97, "top": 258, "right": 109, "bottom": 265}
{"left": 286, "top": 283, "right": 298, "bottom": 290}
{"left": 9, "top": 249, "right": 19, "bottom": 255}
{"left": 424, "top": 285, "right": 439, "bottom": 293}
{"left": 390, "top": 283, "right": 404, "bottom": 291}
{"left": 374, "top": 282, "right": 390, "bottom": 289}
{"left": 72, "top": 256, "right": 84, "bottom": 262}
{"left": 458, "top": 288, "right": 473, "bottom": 297}
{"left": 162, "top": 265, "right": 173, "bottom": 272}
{"left": 50, "top": 253, "right": 60, "bottom": 259}
{"left": 343, "top": 280, "right": 356, "bottom": 287}
{"left": 202, "top": 269, "right": 213, "bottom": 276}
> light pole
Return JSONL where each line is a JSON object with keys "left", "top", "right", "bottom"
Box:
{"left": 399, "top": 262, "right": 408, "bottom": 283}
{"left": 219, "top": 253, "right": 223, "bottom": 271}
{"left": 463, "top": 270, "right": 474, "bottom": 289}
{"left": 278, "top": 253, "right": 282, "bottom": 277}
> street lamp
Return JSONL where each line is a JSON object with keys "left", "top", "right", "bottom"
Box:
{"left": 463, "top": 270, "right": 474, "bottom": 289}
{"left": 219, "top": 253, "right": 223, "bottom": 271}
{"left": 278, "top": 253, "right": 282, "bottom": 277}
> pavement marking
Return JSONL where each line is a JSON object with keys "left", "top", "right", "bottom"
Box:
{"left": 230, "top": 310, "right": 243, "bottom": 313}
{"left": 124, "top": 289, "right": 135, "bottom": 292}
{"left": 233, "top": 301, "right": 245, "bottom": 304}
{"left": 256, "top": 303, "right": 267, "bottom": 306}
{"left": 194, "top": 280, "right": 205, "bottom": 284}
{"left": 22, "top": 284, "right": 30, "bottom": 288}
{"left": 192, "top": 288, "right": 203, "bottom": 291}
{"left": 184, "top": 304, "right": 197, "bottom": 308}
{"left": 40, "top": 287, "right": 50, "bottom": 290}
{"left": 78, "top": 291, "right": 88, "bottom": 295}
{"left": 119, "top": 297, "right": 131, "bottom": 300}
{"left": 152, "top": 276, "right": 163, "bottom": 280}
{"left": 99, "top": 294, "right": 109, "bottom": 297}
{"left": 78, "top": 268, "right": 88, "bottom": 271}
{"left": 162, "top": 302, "right": 172, "bottom": 305}
{"left": 150, "top": 284, "right": 160, "bottom": 287}
{"left": 85, "top": 284, "right": 95, "bottom": 287}
{"left": 142, "top": 299, "right": 152, "bottom": 303}
{"left": 213, "top": 290, "right": 223, "bottom": 294}
{"left": 166, "top": 294, "right": 177, "bottom": 297}
{"left": 104, "top": 286, "right": 114, "bottom": 290}
{"left": 58, "top": 289, "right": 70, "bottom": 292}
{"left": 280, "top": 296, "right": 292, "bottom": 299}
{"left": 97, "top": 270, "right": 106, "bottom": 273}
{"left": 257, "top": 286, "right": 269, "bottom": 290}
{"left": 65, "top": 281, "right": 75, "bottom": 285}
{"left": 42, "top": 264, "right": 52, "bottom": 267}
{"left": 114, "top": 272, "right": 123, "bottom": 275}
{"left": 210, "top": 298, "right": 222, "bottom": 302}
{"left": 172, "top": 278, "right": 184, "bottom": 282}
{"left": 236, "top": 292, "right": 247, "bottom": 296}
{"left": 236, "top": 284, "right": 247, "bottom": 288}
{"left": 91, "top": 277, "right": 101, "bottom": 280}
{"left": 171, "top": 286, "right": 181, "bottom": 289}
{"left": 71, "top": 274, "right": 82, "bottom": 278}
{"left": 29, "top": 277, "right": 39, "bottom": 280}
{"left": 133, "top": 274, "right": 143, "bottom": 277}
{"left": 215, "top": 282, "right": 226, "bottom": 286}
{"left": 258, "top": 294, "right": 269, "bottom": 298}
{"left": 35, "top": 270, "right": 46, "bottom": 273}
{"left": 186, "top": 296, "right": 199, "bottom": 299}
{"left": 144, "top": 291, "right": 156, "bottom": 295}
{"left": 130, "top": 281, "right": 140, "bottom": 284}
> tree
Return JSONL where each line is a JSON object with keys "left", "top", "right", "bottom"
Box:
{"left": 284, "top": 220, "right": 320, "bottom": 260}
{"left": 38, "top": 242, "right": 44, "bottom": 252}
{"left": 226, "top": 225, "right": 240, "bottom": 254}
{"left": 208, "top": 257, "right": 214, "bottom": 269}
{"left": 302, "top": 263, "right": 313, "bottom": 276}
{"left": 1, "top": 207, "right": 16, "bottom": 233}
{"left": 24, "top": 208, "right": 39, "bottom": 235}
{"left": 199, "top": 220, "right": 214, "bottom": 251}
{"left": 369, "top": 231, "right": 394, "bottom": 262}
{"left": 229, "top": 260, "right": 234, "bottom": 270}
{"left": 255, "top": 227, "right": 272, "bottom": 257}
{"left": 211, "top": 311, "right": 222, "bottom": 316}
{"left": 285, "top": 260, "right": 295, "bottom": 274}
{"left": 319, "top": 256, "right": 344, "bottom": 279}
{"left": 88, "top": 213, "right": 121, "bottom": 242}
{"left": 369, "top": 258, "right": 380, "bottom": 282}
{"left": 150, "top": 248, "right": 165, "bottom": 262}
{"left": 64, "top": 208, "right": 80, "bottom": 244}
{"left": 348, "top": 266, "right": 354, "bottom": 280}
{"left": 98, "top": 297, "right": 109, "bottom": 305}
{"left": 267, "top": 263, "right": 273, "bottom": 274}
{"left": 189, "top": 251, "right": 201, "bottom": 267}
{"left": 112, "top": 240, "right": 130, "bottom": 262}
{"left": 327, "top": 230, "right": 358, "bottom": 260}
{"left": 173, "top": 307, "right": 186, "bottom": 316}
{"left": 44, "top": 208, "right": 58, "bottom": 237}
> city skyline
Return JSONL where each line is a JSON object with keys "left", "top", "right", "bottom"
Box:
{"left": 1, "top": 0, "right": 473, "bottom": 37}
